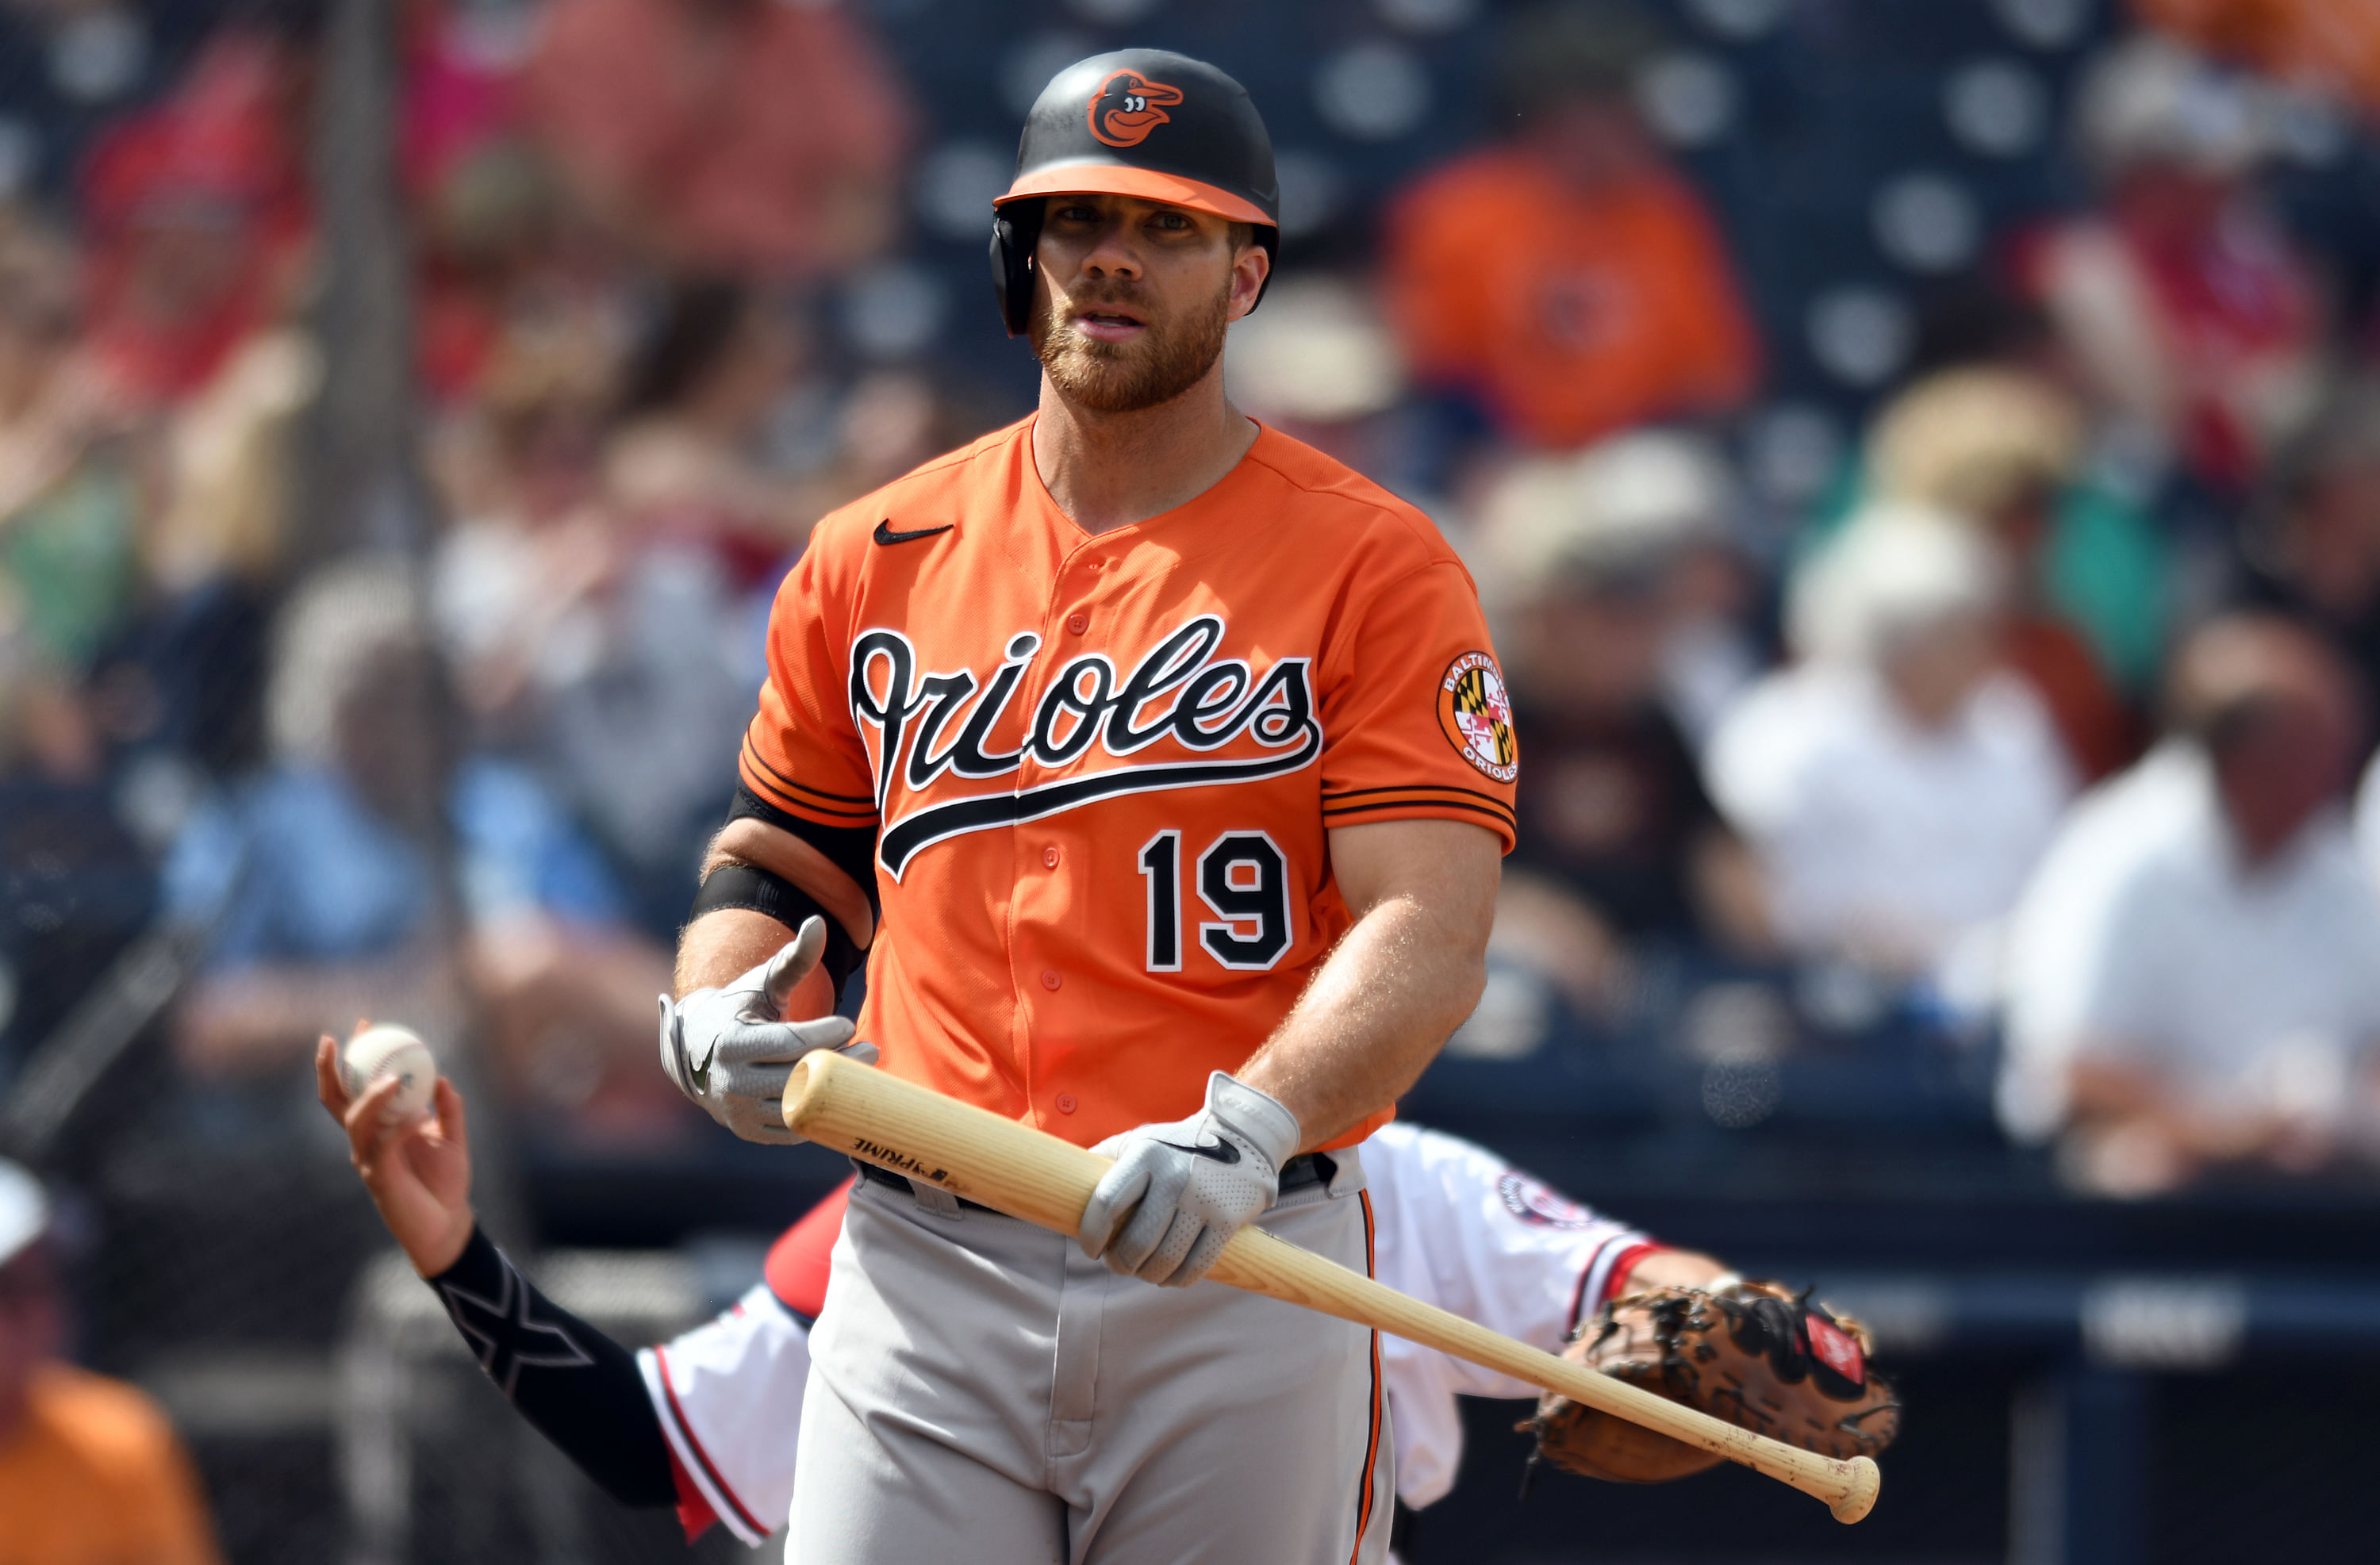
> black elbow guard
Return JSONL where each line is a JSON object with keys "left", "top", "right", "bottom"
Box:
{"left": 687, "top": 864, "right": 864, "bottom": 990}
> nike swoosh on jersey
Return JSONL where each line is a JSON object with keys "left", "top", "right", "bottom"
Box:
{"left": 1156, "top": 1137, "right": 1240, "bottom": 1165}
{"left": 873, "top": 520, "right": 954, "bottom": 546}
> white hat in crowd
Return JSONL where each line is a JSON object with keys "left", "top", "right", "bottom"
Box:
{"left": 1478, "top": 428, "right": 1737, "bottom": 600}
{"left": 1788, "top": 503, "right": 2010, "bottom": 667}
{"left": 2074, "top": 33, "right": 2282, "bottom": 180}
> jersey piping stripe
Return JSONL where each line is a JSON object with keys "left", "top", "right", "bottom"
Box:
{"left": 1320, "top": 781, "right": 1514, "bottom": 808}
{"left": 739, "top": 749, "right": 879, "bottom": 823}
{"left": 740, "top": 739, "right": 880, "bottom": 811}
{"left": 1571, "top": 1235, "right": 1661, "bottom": 1333}
{"left": 1347, "top": 1189, "right": 1384, "bottom": 1565}
{"left": 1320, "top": 797, "right": 1516, "bottom": 829}
{"left": 650, "top": 1345, "right": 770, "bottom": 1544}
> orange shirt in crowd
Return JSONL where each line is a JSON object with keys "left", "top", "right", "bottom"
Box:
{"left": 1380, "top": 149, "right": 1760, "bottom": 450}
{"left": 0, "top": 1365, "right": 222, "bottom": 1565}
{"left": 2134, "top": 0, "right": 2380, "bottom": 117}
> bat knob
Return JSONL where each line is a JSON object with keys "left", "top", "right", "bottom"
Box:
{"left": 1829, "top": 1456, "right": 1881, "bottom": 1524}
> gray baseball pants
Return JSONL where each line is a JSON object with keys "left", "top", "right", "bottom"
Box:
{"left": 785, "top": 1153, "right": 1395, "bottom": 1565}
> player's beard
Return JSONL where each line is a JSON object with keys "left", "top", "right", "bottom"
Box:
{"left": 1030, "top": 274, "right": 1231, "bottom": 414}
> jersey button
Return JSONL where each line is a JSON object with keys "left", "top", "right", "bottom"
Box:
{"left": 1066, "top": 612, "right": 1089, "bottom": 635}
{"left": 1041, "top": 969, "right": 1062, "bottom": 991}
{"left": 1042, "top": 846, "right": 1060, "bottom": 869}
{"left": 1056, "top": 1093, "right": 1078, "bottom": 1114}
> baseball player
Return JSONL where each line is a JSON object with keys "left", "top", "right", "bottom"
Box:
{"left": 654, "top": 47, "right": 1516, "bottom": 1563}
{"left": 316, "top": 1041, "right": 1729, "bottom": 1560}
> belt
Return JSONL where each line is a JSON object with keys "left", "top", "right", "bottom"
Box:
{"left": 853, "top": 1150, "right": 1334, "bottom": 1210}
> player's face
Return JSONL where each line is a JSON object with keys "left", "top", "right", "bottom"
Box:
{"left": 1029, "top": 194, "right": 1267, "bottom": 413}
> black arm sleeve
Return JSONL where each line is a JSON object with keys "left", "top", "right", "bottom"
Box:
{"left": 427, "top": 1226, "right": 678, "bottom": 1509}
{"left": 688, "top": 865, "right": 863, "bottom": 988}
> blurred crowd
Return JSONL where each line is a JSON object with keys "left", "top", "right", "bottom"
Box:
{"left": 4, "top": 0, "right": 2380, "bottom": 1206}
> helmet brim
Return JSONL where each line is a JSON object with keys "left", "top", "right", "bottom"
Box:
{"left": 996, "top": 163, "right": 1274, "bottom": 228}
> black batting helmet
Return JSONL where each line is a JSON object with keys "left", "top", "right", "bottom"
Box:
{"left": 991, "top": 49, "right": 1280, "bottom": 338}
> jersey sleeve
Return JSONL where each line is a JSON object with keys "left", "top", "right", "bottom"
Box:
{"left": 739, "top": 539, "right": 879, "bottom": 833}
{"left": 1366, "top": 1122, "right": 1656, "bottom": 1509}
{"left": 639, "top": 1285, "right": 813, "bottom": 1548}
{"left": 1318, "top": 559, "right": 1518, "bottom": 852}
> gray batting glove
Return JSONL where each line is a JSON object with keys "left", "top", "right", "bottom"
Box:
{"left": 1077, "top": 1071, "right": 1302, "bottom": 1287}
{"left": 658, "top": 917, "right": 877, "bottom": 1145}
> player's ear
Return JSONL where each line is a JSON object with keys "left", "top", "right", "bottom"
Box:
{"left": 1226, "top": 236, "right": 1269, "bottom": 323}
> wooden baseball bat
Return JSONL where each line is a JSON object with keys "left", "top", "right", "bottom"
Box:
{"left": 783, "top": 1053, "right": 1880, "bottom": 1524}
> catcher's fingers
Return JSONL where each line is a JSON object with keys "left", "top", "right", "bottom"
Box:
{"left": 344, "top": 1076, "right": 411, "bottom": 1173}
{"left": 755, "top": 919, "right": 829, "bottom": 1017}
{"left": 314, "top": 1035, "right": 351, "bottom": 1118}
{"left": 430, "top": 1076, "right": 468, "bottom": 1150}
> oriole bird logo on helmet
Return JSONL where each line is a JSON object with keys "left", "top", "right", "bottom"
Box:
{"left": 1088, "top": 69, "right": 1184, "bottom": 148}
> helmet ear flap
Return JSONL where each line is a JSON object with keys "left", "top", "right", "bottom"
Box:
{"left": 1246, "top": 227, "right": 1279, "bottom": 316}
{"left": 990, "top": 200, "right": 1045, "bottom": 338}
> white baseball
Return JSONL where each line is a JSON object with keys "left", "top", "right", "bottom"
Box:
{"left": 340, "top": 1025, "right": 438, "bottom": 1121}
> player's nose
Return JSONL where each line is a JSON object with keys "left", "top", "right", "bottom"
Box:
{"left": 1078, "top": 218, "right": 1144, "bottom": 281}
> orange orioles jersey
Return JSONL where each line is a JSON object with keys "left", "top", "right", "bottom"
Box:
{"left": 740, "top": 418, "right": 1517, "bottom": 1152}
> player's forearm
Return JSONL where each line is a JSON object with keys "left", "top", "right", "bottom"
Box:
{"left": 673, "top": 907, "right": 837, "bottom": 1019}
{"left": 1237, "top": 890, "right": 1490, "bottom": 1152}
{"left": 674, "top": 819, "right": 875, "bottom": 1011}
{"left": 1615, "top": 1248, "right": 1729, "bottom": 1295}
{"left": 428, "top": 1226, "right": 679, "bottom": 1509}
{"left": 707, "top": 819, "right": 875, "bottom": 948}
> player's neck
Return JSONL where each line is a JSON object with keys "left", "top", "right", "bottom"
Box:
{"left": 1031, "top": 371, "right": 1258, "bottom": 537}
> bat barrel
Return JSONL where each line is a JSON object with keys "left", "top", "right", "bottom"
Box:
{"left": 783, "top": 1053, "right": 1881, "bottom": 1524}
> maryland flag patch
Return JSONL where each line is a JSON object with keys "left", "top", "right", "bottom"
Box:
{"left": 1437, "top": 651, "right": 1518, "bottom": 783}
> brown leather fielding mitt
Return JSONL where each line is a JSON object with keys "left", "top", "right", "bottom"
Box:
{"left": 1525, "top": 1279, "right": 1902, "bottom": 1484}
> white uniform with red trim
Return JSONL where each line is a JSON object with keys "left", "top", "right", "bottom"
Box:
{"left": 639, "top": 1123, "right": 1653, "bottom": 1545}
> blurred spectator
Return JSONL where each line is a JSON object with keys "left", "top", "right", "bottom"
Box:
{"left": 1476, "top": 433, "right": 1770, "bottom": 1009}
{"left": 76, "top": 31, "right": 309, "bottom": 413}
{"left": 1379, "top": 1, "right": 1758, "bottom": 453}
{"left": 2136, "top": 0, "right": 2380, "bottom": 121}
{"left": 1223, "top": 276, "right": 1415, "bottom": 496}
{"left": 0, "top": 221, "right": 157, "bottom": 1076}
{"left": 0, "top": 1159, "right": 223, "bottom": 1564}
{"left": 430, "top": 313, "right": 622, "bottom": 732}
{"left": 2023, "top": 34, "right": 2328, "bottom": 492}
{"left": 163, "top": 561, "right": 683, "bottom": 1139}
{"left": 1706, "top": 509, "right": 2074, "bottom": 980}
{"left": 2238, "top": 377, "right": 2380, "bottom": 712}
{"left": 605, "top": 278, "right": 814, "bottom": 573}
{"left": 435, "top": 289, "right": 787, "bottom": 937}
{"left": 1864, "top": 367, "right": 2151, "bottom": 778}
{"left": 0, "top": 218, "right": 137, "bottom": 677}
{"left": 520, "top": 0, "right": 913, "bottom": 279}
{"left": 0, "top": 628, "right": 155, "bottom": 1088}
{"left": 2001, "top": 615, "right": 2380, "bottom": 1196}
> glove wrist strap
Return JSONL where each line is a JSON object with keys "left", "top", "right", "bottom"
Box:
{"left": 1207, "top": 1071, "right": 1302, "bottom": 1168}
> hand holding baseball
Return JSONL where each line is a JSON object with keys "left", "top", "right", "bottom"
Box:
{"left": 315, "top": 1028, "right": 474, "bottom": 1277}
